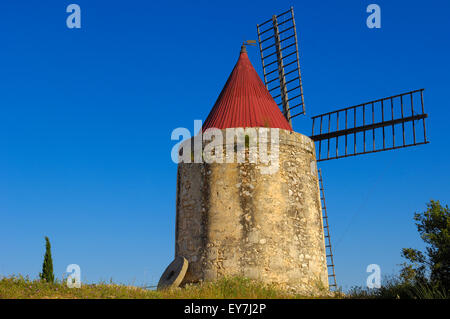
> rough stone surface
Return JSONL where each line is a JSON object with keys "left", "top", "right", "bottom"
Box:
{"left": 175, "top": 128, "right": 329, "bottom": 295}
{"left": 157, "top": 256, "right": 189, "bottom": 290}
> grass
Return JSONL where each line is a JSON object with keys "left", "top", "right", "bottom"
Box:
{"left": 0, "top": 275, "right": 339, "bottom": 299}
{"left": 3, "top": 274, "right": 446, "bottom": 299}
{"left": 348, "top": 276, "right": 449, "bottom": 299}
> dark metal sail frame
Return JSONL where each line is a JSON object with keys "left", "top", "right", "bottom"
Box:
{"left": 318, "top": 169, "right": 337, "bottom": 291}
{"left": 310, "top": 89, "right": 429, "bottom": 162}
{"left": 257, "top": 7, "right": 306, "bottom": 125}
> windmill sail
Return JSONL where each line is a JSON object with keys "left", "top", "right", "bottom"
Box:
{"left": 257, "top": 7, "right": 306, "bottom": 126}
{"left": 310, "top": 89, "right": 429, "bottom": 161}
{"left": 318, "top": 169, "right": 337, "bottom": 291}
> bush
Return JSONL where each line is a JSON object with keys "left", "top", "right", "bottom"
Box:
{"left": 39, "top": 236, "right": 54, "bottom": 283}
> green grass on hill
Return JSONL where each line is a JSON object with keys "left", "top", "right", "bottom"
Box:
{"left": 5, "top": 274, "right": 445, "bottom": 299}
{"left": 0, "top": 275, "right": 340, "bottom": 299}
{"left": 348, "top": 277, "right": 449, "bottom": 299}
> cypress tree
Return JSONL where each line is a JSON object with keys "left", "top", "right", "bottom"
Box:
{"left": 39, "top": 236, "right": 55, "bottom": 283}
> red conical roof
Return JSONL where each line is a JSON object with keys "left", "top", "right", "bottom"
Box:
{"left": 202, "top": 46, "right": 292, "bottom": 131}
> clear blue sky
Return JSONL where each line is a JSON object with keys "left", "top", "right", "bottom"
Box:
{"left": 0, "top": 1, "right": 448, "bottom": 291}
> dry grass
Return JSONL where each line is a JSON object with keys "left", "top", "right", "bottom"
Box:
{"left": 0, "top": 275, "right": 341, "bottom": 299}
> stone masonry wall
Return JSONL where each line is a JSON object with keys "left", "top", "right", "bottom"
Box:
{"left": 175, "top": 128, "right": 328, "bottom": 294}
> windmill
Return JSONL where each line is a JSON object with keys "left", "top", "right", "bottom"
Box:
{"left": 160, "top": 7, "right": 430, "bottom": 294}
{"left": 255, "top": 7, "right": 429, "bottom": 290}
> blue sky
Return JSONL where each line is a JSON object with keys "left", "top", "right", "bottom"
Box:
{"left": 0, "top": 1, "right": 449, "bottom": 291}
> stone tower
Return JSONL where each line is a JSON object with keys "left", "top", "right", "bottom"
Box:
{"left": 174, "top": 46, "right": 328, "bottom": 294}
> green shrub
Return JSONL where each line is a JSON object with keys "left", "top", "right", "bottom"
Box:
{"left": 39, "top": 236, "right": 54, "bottom": 283}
